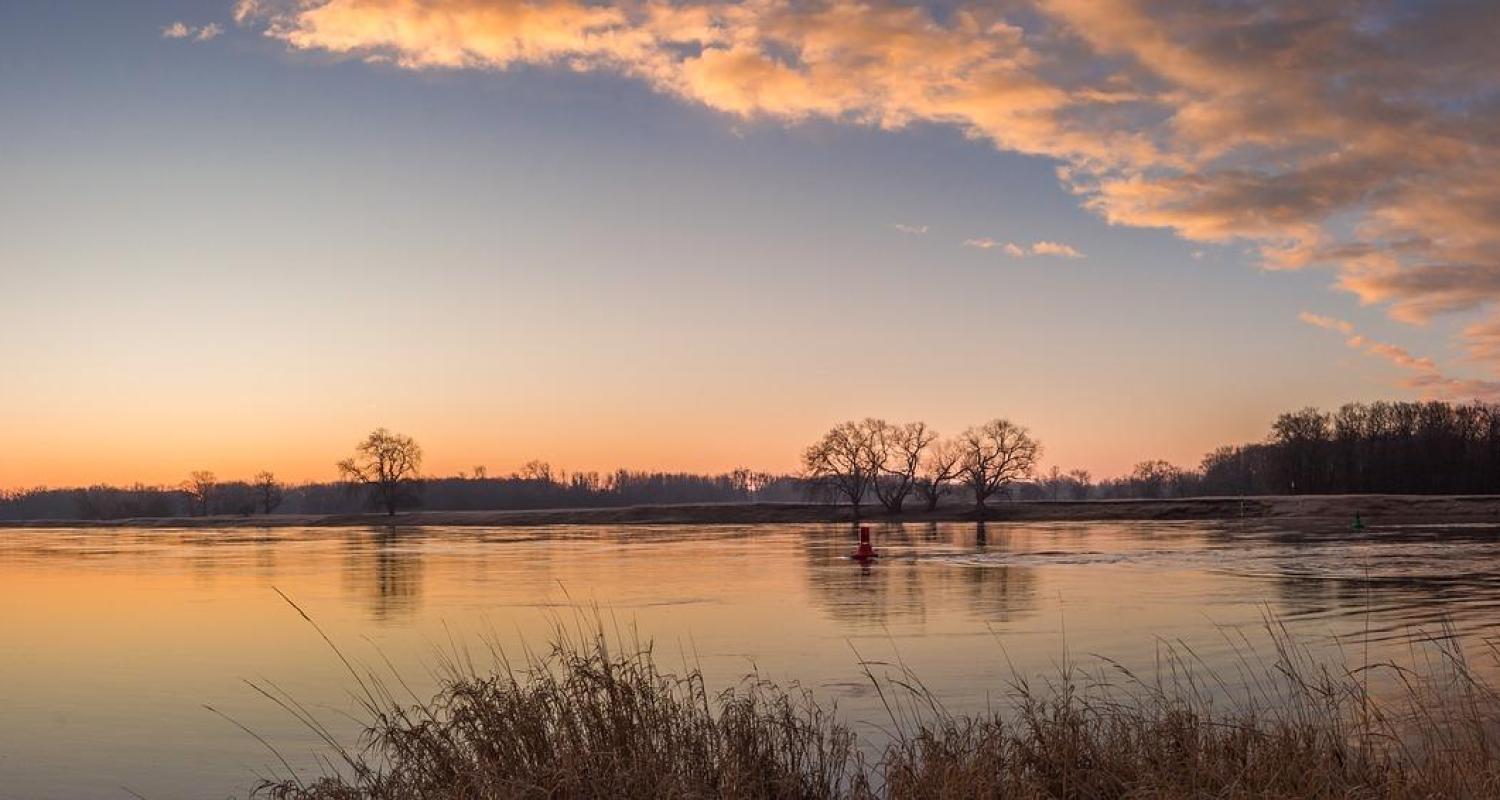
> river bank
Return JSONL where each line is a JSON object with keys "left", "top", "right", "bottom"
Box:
{"left": 6, "top": 493, "right": 1500, "bottom": 529}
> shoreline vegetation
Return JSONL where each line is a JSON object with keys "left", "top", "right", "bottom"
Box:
{"left": 250, "top": 612, "right": 1500, "bottom": 799}
{"left": 10, "top": 493, "right": 1500, "bottom": 530}
{"left": 11, "top": 401, "right": 1500, "bottom": 523}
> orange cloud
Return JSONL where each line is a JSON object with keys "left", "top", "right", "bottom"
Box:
{"left": 238, "top": 0, "right": 1500, "bottom": 369}
{"left": 1402, "top": 373, "right": 1500, "bottom": 402}
{"left": 1298, "top": 311, "right": 1500, "bottom": 401}
{"left": 1344, "top": 336, "right": 1436, "bottom": 373}
{"left": 1297, "top": 312, "right": 1354, "bottom": 336}
{"left": 1298, "top": 311, "right": 1435, "bottom": 372}
{"left": 163, "top": 21, "right": 223, "bottom": 41}
{"left": 966, "top": 238, "right": 1083, "bottom": 258}
{"left": 1462, "top": 320, "right": 1500, "bottom": 365}
{"left": 1030, "top": 241, "right": 1083, "bottom": 259}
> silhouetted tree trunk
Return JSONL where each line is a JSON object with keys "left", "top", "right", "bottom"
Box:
{"left": 958, "top": 419, "right": 1040, "bottom": 516}
{"left": 338, "top": 428, "right": 423, "bottom": 516}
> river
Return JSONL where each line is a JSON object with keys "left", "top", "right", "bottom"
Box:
{"left": 3, "top": 520, "right": 1499, "bottom": 798}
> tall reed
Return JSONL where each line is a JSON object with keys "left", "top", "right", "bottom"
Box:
{"left": 249, "top": 607, "right": 1500, "bottom": 799}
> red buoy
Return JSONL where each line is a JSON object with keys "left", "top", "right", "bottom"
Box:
{"left": 852, "top": 524, "right": 878, "bottom": 560}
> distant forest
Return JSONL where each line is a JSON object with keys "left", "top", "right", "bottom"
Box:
{"left": 1083, "top": 400, "right": 1500, "bottom": 500}
{"left": 4, "top": 400, "right": 1500, "bottom": 520}
{"left": 0, "top": 467, "right": 805, "bottom": 521}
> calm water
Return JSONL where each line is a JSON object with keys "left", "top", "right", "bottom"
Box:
{"left": 4, "top": 520, "right": 1500, "bottom": 799}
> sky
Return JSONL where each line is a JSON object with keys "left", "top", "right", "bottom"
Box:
{"left": 3, "top": 0, "right": 1499, "bottom": 488}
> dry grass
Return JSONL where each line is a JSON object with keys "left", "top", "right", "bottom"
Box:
{"left": 247, "top": 606, "right": 1500, "bottom": 799}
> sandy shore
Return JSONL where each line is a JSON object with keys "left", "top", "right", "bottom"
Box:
{"left": 7, "top": 494, "right": 1500, "bottom": 529}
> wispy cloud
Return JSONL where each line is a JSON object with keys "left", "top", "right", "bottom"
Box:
{"left": 1297, "top": 311, "right": 1500, "bottom": 400}
{"left": 1297, "top": 312, "right": 1354, "bottom": 336}
{"left": 1344, "top": 336, "right": 1436, "bottom": 372}
{"left": 892, "top": 223, "right": 929, "bottom": 235}
{"left": 163, "top": 21, "right": 223, "bottom": 41}
{"left": 235, "top": 0, "right": 1500, "bottom": 365}
{"left": 965, "top": 238, "right": 1084, "bottom": 258}
{"left": 1403, "top": 373, "right": 1500, "bottom": 403}
{"left": 232, "top": 0, "right": 263, "bottom": 25}
{"left": 1298, "top": 311, "right": 1433, "bottom": 371}
{"left": 1030, "top": 241, "right": 1084, "bottom": 259}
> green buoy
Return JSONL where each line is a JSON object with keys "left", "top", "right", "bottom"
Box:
{"left": 1352, "top": 512, "right": 1365, "bottom": 531}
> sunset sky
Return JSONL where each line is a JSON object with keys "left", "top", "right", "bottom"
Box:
{"left": 4, "top": 0, "right": 1500, "bottom": 488}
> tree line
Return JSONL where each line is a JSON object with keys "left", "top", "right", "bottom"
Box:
{"left": 802, "top": 400, "right": 1500, "bottom": 507}
{"left": 0, "top": 429, "right": 802, "bottom": 520}
{"left": 1193, "top": 401, "right": 1500, "bottom": 496}
{"left": 8, "top": 400, "right": 1500, "bottom": 520}
{"left": 1060, "top": 400, "right": 1500, "bottom": 499}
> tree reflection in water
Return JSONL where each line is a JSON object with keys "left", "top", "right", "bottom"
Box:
{"left": 342, "top": 527, "right": 425, "bottom": 620}
{"left": 802, "top": 522, "right": 1038, "bottom": 627}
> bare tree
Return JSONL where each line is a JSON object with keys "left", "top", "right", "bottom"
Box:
{"left": 183, "top": 470, "right": 216, "bottom": 516}
{"left": 1041, "top": 466, "right": 1093, "bottom": 500}
{"left": 472, "top": 465, "right": 488, "bottom": 480}
{"left": 915, "top": 437, "right": 964, "bottom": 511}
{"left": 801, "top": 419, "right": 882, "bottom": 516}
{"left": 1130, "top": 459, "right": 1183, "bottom": 499}
{"left": 1067, "top": 468, "right": 1092, "bottom": 499}
{"left": 1043, "top": 465, "right": 1065, "bottom": 500}
{"left": 337, "top": 428, "right": 423, "bottom": 516}
{"left": 958, "top": 419, "right": 1041, "bottom": 514}
{"left": 569, "top": 471, "right": 602, "bottom": 492}
{"left": 873, "top": 421, "right": 937, "bottom": 513}
{"left": 253, "top": 471, "right": 283, "bottom": 515}
{"left": 518, "top": 460, "right": 554, "bottom": 483}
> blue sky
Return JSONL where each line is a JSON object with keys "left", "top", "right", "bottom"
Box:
{"left": 3, "top": 0, "right": 1493, "bottom": 486}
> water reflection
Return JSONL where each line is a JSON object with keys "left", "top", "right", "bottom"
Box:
{"left": 1209, "top": 524, "right": 1500, "bottom": 642}
{"left": 801, "top": 522, "right": 1039, "bottom": 626}
{"left": 341, "top": 528, "right": 424, "bottom": 620}
{"left": 8, "top": 521, "right": 1500, "bottom": 799}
